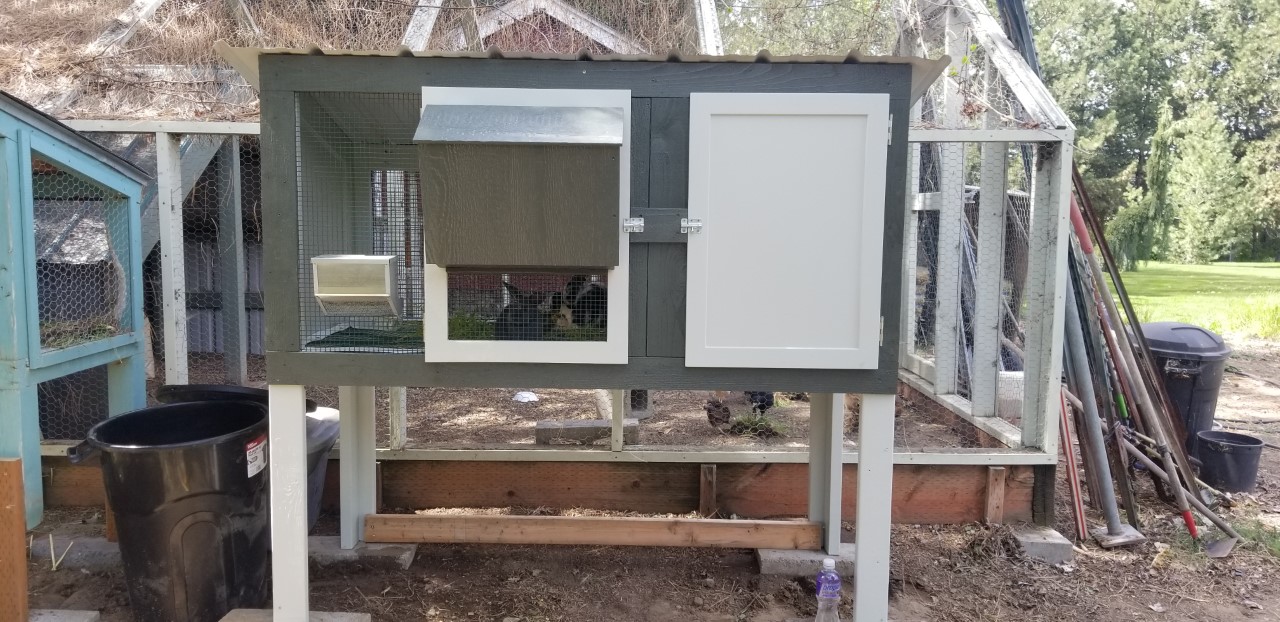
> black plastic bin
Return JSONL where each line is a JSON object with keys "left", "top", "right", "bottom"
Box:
{"left": 155, "top": 384, "right": 340, "bottom": 531}
{"left": 1142, "top": 322, "right": 1232, "bottom": 458}
{"left": 70, "top": 401, "right": 270, "bottom": 622}
{"left": 1197, "top": 430, "right": 1264, "bottom": 492}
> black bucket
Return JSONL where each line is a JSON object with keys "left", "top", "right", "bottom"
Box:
{"left": 70, "top": 400, "right": 270, "bottom": 622}
{"left": 1197, "top": 430, "right": 1264, "bottom": 493}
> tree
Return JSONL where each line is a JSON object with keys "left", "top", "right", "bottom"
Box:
{"left": 1167, "top": 104, "right": 1250, "bottom": 263}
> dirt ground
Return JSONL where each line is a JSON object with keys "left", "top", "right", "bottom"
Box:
{"left": 33, "top": 341, "right": 1280, "bottom": 620}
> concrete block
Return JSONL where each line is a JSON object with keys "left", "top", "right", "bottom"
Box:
{"left": 1013, "top": 526, "right": 1074, "bottom": 565}
{"left": 308, "top": 536, "right": 416, "bottom": 570}
{"left": 535, "top": 418, "right": 639, "bottom": 445}
{"left": 757, "top": 543, "right": 857, "bottom": 577}
{"left": 28, "top": 536, "right": 121, "bottom": 572}
{"left": 29, "top": 611, "right": 100, "bottom": 622}
{"left": 221, "top": 611, "right": 369, "bottom": 622}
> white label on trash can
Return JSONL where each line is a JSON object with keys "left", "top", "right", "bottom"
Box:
{"left": 246, "top": 435, "right": 267, "bottom": 478}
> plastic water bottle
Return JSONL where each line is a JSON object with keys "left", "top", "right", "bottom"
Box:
{"left": 815, "top": 558, "right": 842, "bottom": 621}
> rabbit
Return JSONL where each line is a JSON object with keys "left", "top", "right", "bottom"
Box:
{"left": 563, "top": 274, "right": 608, "bottom": 329}
{"left": 495, "top": 281, "right": 549, "bottom": 341}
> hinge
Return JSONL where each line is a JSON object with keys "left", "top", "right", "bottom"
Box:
{"left": 680, "top": 218, "right": 703, "bottom": 234}
{"left": 879, "top": 316, "right": 884, "bottom": 347}
{"left": 623, "top": 217, "right": 644, "bottom": 233}
{"left": 887, "top": 114, "right": 893, "bottom": 146}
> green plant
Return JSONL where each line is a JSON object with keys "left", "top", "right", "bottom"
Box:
{"left": 447, "top": 314, "right": 494, "bottom": 340}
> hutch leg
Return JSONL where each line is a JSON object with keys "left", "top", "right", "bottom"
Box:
{"left": 0, "top": 385, "right": 42, "bottom": 529}
{"left": 106, "top": 353, "right": 146, "bottom": 415}
{"left": 855, "top": 393, "right": 895, "bottom": 622}
{"left": 338, "top": 385, "right": 376, "bottom": 549}
{"left": 268, "top": 384, "right": 309, "bottom": 620}
{"left": 807, "top": 393, "right": 844, "bottom": 555}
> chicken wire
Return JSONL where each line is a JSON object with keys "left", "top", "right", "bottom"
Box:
{"left": 37, "top": 365, "right": 110, "bottom": 442}
{"left": 32, "top": 155, "right": 132, "bottom": 352}
{"left": 900, "top": 139, "right": 1043, "bottom": 450}
{"left": 447, "top": 272, "right": 608, "bottom": 342}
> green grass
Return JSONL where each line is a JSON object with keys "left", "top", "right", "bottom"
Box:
{"left": 1112, "top": 261, "right": 1280, "bottom": 339}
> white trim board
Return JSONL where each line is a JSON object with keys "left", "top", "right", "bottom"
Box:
{"left": 684, "top": 92, "right": 890, "bottom": 369}
{"left": 419, "top": 87, "right": 631, "bottom": 365}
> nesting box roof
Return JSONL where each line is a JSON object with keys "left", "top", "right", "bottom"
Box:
{"left": 216, "top": 43, "right": 950, "bottom": 107}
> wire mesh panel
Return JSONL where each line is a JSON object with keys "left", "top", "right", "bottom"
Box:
{"left": 31, "top": 155, "right": 132, "bottom": 352}
{"left": 37, "top": 365, "right": 109, "bottom": 441}
{"left": 295, "top": 92, "right": 424, "bottom": 354}
{"left": 447, "top": 272, "right": 608, "bottom": 342}
{"left": 183, "top": 136, "right": 265, "bottom": 385}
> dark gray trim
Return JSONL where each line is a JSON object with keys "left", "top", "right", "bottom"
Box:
{"left": 266, "top": 351, "right": 899, "bottom": 392}
{"left": 630, "top": 98, "right": 650, "bottom": 208}
{"left": 876, "top": 97, "right": 910, "bottom": 374}
{"left": 645, "top": 243, "right": 686, "bottom": 358}
{"left": 260, "top": 90, "right": 301, "bottom": 351}
{"left": 627, "top": 209, "right": 689, "bottom": 244}
{"left": 186, "top": 292, "right": 264, "bottom": 311}
{"left": 648, "top": 98, "right": 689, "bottom": 213}
{"left": 260, "top": 56, "right": 912, "bottom": 100}
{"left": 627, "top": 243, "right": 648, "bottom": 357}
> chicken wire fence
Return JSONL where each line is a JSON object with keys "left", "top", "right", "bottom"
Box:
{"left": 899, "top": 138, "right": 1051, "bottom": 451}
{"left": 31, "top": 152, "right": 133, "bottom": 441}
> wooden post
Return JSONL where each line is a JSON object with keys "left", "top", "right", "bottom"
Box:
{"left": 855, "top": 393, "right": 896, "bottom": 622}
{"left": 1021, "top": 141, "right": 1073, "bottom": 455}
{"left": 1, "top": 459, "right": 28, "bottom": 620}
{"left": 0, "top": 386, "right": 41, "bottom": 529}
{"left": 339, "top": 386, "right": 376, "bottom": 549}
{"left": 985, "top": 466, "right": 1007, "bottom": 525}
{"left": 970, "top": 141, "right": 1009, "bottom": 418}
{"left": 610, "top": 389, "right": 627, "bottom": 452}
{"left": 156, "top": 132, "right": 188, "bottom": 384}
{"left": 388, "top": 387, "right": 408, "bottom": 451}
{"left": 268, "top": 384, "right": 309, "bottom": 618}
{"left": 699, "top": 465, "right": 717, "bottom": 518}
{"left": 807, "top": 393, "right": 844, "bottom": 555}
{"left": 218, "top": 137, "right": 248, "bottom": 385}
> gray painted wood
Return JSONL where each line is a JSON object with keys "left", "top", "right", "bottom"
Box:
{"left": 260, "top": 89, "right": 301, "bottom": 352}
{"left": 628, "top": 208, "right": 691, "bottom": 244}
{"left": 649, "top": 98, "right": 689, "bottom": 213}
{"left": 267, "top": 352, "right": 898, "bottom": 393}
{"left": 630, "top": 98, "right": 651, "bottom": 208}
{"left": 628, "top": 243, "right": 648, "bottom": 357}
{"left": 877, "top": 97, "right": 910, "bottom": 375}
{"left": 420, "top": 143, "right": 620, "bottom": 268}
{"left": 646, "top": 243, "right": 686, "bottom": 357}
{"left": 217, "top": 138, "right": 248, "bottom": 384}
{"left": 261, "top": 57, "right": 912, "bottom": 100}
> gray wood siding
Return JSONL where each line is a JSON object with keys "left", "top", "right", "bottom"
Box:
{"left": 420, "top": 143, "right": 620, "bottom": 268}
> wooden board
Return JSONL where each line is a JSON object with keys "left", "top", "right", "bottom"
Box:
{"left": 380, "top": 461, "right": 699, "bottom": 514}
{"left": 364, "top": 514, "right": 822, "bottom": 549}
{"left": 47, "top": 457, "right": 1033, "bottom": 525}
{"left": 1, "top": 459, "right": 27, "bottom": 620}
{"left": 700, "top": 464, "right": 718, "bottom": 518}
{"left": 630, "top": 98, "right": 651, "bottom": 208}
{"left": 645, "top": 244, "right": 687, "bottom": 357}
{"left": 985, "top": 466, "right": 1007, "bottom": 525}
{"left": 421, "top": 143, "right": 620, "bottom": 268}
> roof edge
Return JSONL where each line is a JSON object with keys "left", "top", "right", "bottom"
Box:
{"left": 0, "top": 91, "right": 150, "bottom": 186}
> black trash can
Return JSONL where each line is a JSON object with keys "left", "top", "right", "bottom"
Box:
{"left": 1197, "top": 430, "right": 1264, "bottom": 493}
{"left": 70, "top": 400, "right": 270, "bottom": 622}
{"left": 1142, "top": 322, "right": 1232, "bottom": 458}
{"left": 155, "top": 384, "right": 340, "bottom": 531}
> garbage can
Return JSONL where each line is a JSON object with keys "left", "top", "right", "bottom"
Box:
{"left": 155, "top": 384, "right": 340, "bottom": 531}
{"left": 1141, "top": 322, "right": 1232, "bottom": 458}
{"left": 69, "top": 400, "right": 270, "bottom": 622}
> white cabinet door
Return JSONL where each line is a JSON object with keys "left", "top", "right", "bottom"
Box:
{"left": 684, "top": 93, "right": 889, "bottom": 369}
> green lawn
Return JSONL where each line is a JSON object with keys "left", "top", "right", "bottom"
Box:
{"left": 1111, "top": 261, "right": 1280, "bottom": 339}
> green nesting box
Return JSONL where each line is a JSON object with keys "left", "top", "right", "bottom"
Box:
{"left": 415, "top": 104, "right": 624, "bottom": 269}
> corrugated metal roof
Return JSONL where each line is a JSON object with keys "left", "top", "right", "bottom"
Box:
{"left": 35, "top": 201, "right": 112, "bottom": 265}
{"left": 215, "top": 42, "right": 950, "bottom": 105}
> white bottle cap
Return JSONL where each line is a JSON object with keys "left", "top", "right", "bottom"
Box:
{"left": 822, "top": 558, "right": 836, "bottom": 570}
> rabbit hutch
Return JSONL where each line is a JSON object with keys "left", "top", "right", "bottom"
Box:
{"left": 0, "top": 91, "right": 149, "bottom": 529}
{"left": 219, "top": 44, "right": 949, "bottom": 620}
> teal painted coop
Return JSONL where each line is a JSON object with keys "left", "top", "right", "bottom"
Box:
{"left": 0, "top": 91, "right": 149, "bottom": 528}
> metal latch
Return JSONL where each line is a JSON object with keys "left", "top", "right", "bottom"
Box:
{"left": 623, "top": 217, "right": 645, "bottom": 233}
{"left": 680, "top": 218, "right": 703, "bottom": 234}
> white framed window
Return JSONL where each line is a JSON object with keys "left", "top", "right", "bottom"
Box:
{"left": 419, "top": 87, "right": 631, "bottom": 364}
{"left": 684, "top": 92, "right": 890, "bottom": 369}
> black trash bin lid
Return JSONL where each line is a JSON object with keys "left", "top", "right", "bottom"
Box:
{"left": 156, "top": 384, "right": 317, "bottom": 413}
{"left": 1140, "top": 322, "right": 1232, "bottom": 362}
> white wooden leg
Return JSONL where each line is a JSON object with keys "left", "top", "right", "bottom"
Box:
{"left": 155, "top": 132, "right": 187, "bottom": 385}
{"left": 388, "top": 387, "right": 408, "bottom": 451}
{"left": 808, "top": 393, "right": 844, "bottom": 554}
{"left": 268, "top": 384, "right": 309, "bottom": 620}
{"left": 610, "top": 389, "right": 626, "bottom": 452}
{"left": 339, "top": 386, "right": 376, "bottom": 549}
{"left": 855, "top": 393, "right": 895, "bottom": 622}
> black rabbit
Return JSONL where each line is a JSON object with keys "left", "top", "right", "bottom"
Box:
{"left": 564, "top": 275, "right": 608, "bottom": 329}
{"left": 495, "top": 281, "right": 549, "bottom": 341}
